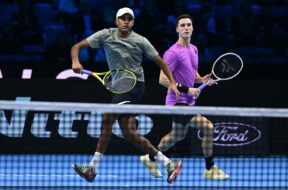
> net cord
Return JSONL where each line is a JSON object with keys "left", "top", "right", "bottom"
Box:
{"left": 0, "top": 100, "right": 287, "bottom": 118}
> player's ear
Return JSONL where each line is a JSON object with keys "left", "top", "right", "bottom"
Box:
{"left": 130, "top": 19, "right": 135, "bottom": 27}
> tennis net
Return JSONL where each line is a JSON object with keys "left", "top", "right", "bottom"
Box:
{"left": 0, "top": 100, "right": 287, "bottom": 190}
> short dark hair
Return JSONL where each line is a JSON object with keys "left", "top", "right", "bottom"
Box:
{"left": 176, "top": 14, "right": 193, "bottom": 26}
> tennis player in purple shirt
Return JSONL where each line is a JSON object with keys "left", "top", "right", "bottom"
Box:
{"left": 140, "top": 14, "right": 229, "bottom": 180}
{"left": 164, "top": 37, "right": 199, "bottom": 106}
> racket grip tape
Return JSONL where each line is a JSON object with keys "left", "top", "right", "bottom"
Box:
{"left": 82, "top": 70, "right": 92, "bottom": 75}
{"left": 198, "top": 83, "right": 207, "bottom": 91}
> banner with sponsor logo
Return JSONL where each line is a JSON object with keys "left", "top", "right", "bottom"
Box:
{"left": 196, "top": 117, "right": 268, "bottom": 155}
{"left": 162, "top": 116, "right": 270, "bottom": 156}
{"left": 0, "top": 61, "right": 287, "bottom": 156}
{"left": 0, "top": 106, "right": 275, "bottom": 155}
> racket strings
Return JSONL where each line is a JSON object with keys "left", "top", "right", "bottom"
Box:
{"left": 213, "top": 54, "right": 242, "bottom": 79}
{"left": 104, "top": 71, "right": 137, "bottom": 93}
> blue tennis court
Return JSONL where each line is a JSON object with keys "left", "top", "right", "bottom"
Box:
{"left": 0, "top": 154, "right": 286, "bottom": 190}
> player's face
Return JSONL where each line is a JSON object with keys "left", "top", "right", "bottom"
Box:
{"left": 176, "top": 18, "right": 193, "bottom": 39}
{"left": 116, "top": 14, "right": 134, "bottom": 34}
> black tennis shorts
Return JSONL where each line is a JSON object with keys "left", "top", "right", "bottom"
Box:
{"left": 111, "top": 81, "right": 145, "bottom": 105}
{"left": 172, "top": 103, "right": 192, "bottom": 126}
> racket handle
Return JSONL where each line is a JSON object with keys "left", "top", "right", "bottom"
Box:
{"left": 198, "top": 79, "right": 220, "bottom": 91}
{"left": 198, "top": 83, "right": 207, "bottom": 91}
{"left": 82, "top": 69, "right": 92, "bottom": 75}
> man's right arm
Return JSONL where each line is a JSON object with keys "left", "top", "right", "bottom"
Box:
{"left": 71, "top": 39, "right": 90, "bottom": 73}
{"left": 159, "top": 70, "right": 170, "bottom": 88}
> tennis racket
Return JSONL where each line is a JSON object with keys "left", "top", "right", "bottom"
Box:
{"left": 198, "top": 52, "right": 243, "bottom": 91}
{"left": 82, "top": 69, "right": 137, "bottom": 94}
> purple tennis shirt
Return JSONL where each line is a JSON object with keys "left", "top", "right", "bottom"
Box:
{"left": 163, "top": 42, "right": 199, "bottom": 106}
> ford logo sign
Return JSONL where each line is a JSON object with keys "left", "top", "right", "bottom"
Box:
{"left": 197, "top": 122, "right": 261, "bottom": 146}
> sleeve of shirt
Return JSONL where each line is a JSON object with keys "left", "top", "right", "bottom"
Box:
{"left": 141, "top": 37, "right": 159, "bottom": 59}
{"left": 86, "top": 29, "right": 106, "bottom": 48}
{"left": 163, "top": 49, "right": 178, "bottom": 72}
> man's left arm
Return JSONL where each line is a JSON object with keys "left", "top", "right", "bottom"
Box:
{"left": 195, "top": 71, "right": 215, "bottom": 86}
